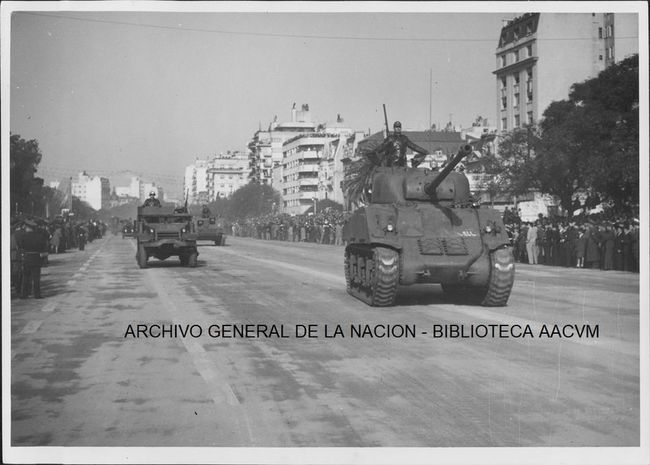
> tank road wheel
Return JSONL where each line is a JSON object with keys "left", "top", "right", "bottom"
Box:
{"left": 137, "top": 244, "right": 148, "bottom": 269}
{"left": 345, "top": 245, "right": 399, "bottom": 306}
{"left": 481, "top": 247, "right": 515, "bottom": 306}
{"left": 187, "top": 250, "right": 198, "bottom": 268}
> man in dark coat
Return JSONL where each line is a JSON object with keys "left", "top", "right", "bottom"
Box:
{"left": 374, "top": 121, "right": 429, "bottom": 168}
{"left": 584, "top": 224, "right": 601, "bottom": 269}
{"left": 15, "top": 220, "right": 48, "bottom": 299}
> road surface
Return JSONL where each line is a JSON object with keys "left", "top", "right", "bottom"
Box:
{"left": 10, "top": 234, "right": 640, "bottom": 447}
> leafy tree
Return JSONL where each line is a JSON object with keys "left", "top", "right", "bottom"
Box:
{"left": 10, "top": 134, "right": 43, "bottom": 215}
{"left": 491, "top": 55, "right": 639, "bottom": 217}
{"left": 227, "top": 182, "right": 281, "bottom": 220}
{"left": 536, "top": 54, "right": 639, "bottom": 215}
{"left": 70, "top": 197, "right": 97, "bottom": 221}
{"left": 487, "top": 125, "right": 540, "bottom": 197}
{"left": 42, "top": 185, "right": 67, "bottom": 218}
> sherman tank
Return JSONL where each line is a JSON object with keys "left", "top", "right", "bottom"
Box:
{"left": 343, "top": 144, "right": 515, "bottom": 307}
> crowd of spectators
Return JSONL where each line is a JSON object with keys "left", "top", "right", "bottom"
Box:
{"left": 227, "top": 205, "right": 640, "bottom": 274}
{"left": 11, "top": 214, "right": 108, "bottom": 297}
{"left": 503, "top": 207, "right": 640, "bottom": 272}
{"left": 229, "top": 208, "right": 348, "bottom": 245}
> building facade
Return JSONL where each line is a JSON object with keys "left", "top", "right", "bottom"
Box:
{"left": 494, "top": 12, "right": 638, "bottom": 132}
{"left": 114, "top": 176, "right": 161, "bottom": 203}
{"left": 280, "top": 133, "right": 338, "bottom": 215}
{"left": 184, "top": 159, "right": 210, "bottom": 204}
{"left": 71, "top": 171, "right": 110, "bottom": 211}
{"left": 248, "top": 104, "right": 317, "bottom": 186}
{"left": 207, "top": 152, "right": 249, "bottom": 200}
{"left": 184, "top": 153, "right": 249, "bottom": 204}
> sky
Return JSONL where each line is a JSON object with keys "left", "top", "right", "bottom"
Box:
{"left": 4, "top": 3, "right": 643, "bottom": 198}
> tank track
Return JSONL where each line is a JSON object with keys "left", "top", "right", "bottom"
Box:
{"left": 481, "top": 247, "right": 515, "bottom": 306}
{"left": 345, "top": 244, "right": 400, "bottom": 306}
{"left": 442, "top": 247, "right": 515, "bottom": 306}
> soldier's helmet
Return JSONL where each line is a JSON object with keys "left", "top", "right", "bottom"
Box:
{"left": 393, "top": 121, "right": 402, "bottom": 129}
{"left": 149, "top": 191, "right": 156, "bottom": 198}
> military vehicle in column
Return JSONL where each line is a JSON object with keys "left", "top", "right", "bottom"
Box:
{"left": 193, "top": 216, "right": 226, "bottom": 246}
{"left": 134, "top": 205, "right": 199, "bottom": 268}
{"left": 343, "top": 144, "right": 515, "bottom": 307}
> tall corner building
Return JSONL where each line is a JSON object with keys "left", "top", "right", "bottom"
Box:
{"left": 494, "top": 12, "right": 639, "bottom": 132}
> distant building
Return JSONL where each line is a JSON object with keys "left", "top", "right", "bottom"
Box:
{"left": 276, "top": 116, "right": 354, "bottom": 215}
{"left": 71, "top": 171, "right": 110, "bottom": 211}
{"left": 184, "top": 159, "right": 210, "bottom": 204}
{"left": 184, "top": 152, "right": 249, "bottom": 204}
{"left": 248, "top": 104, "right": 317, "bottom": 186}
{"left": 114, "top": 176, "right": 161, "bottom": 203}
{"left": 494, "top": 12, "right": 638, "bottom": 132}
{"left": 207, "top": 151, "right": 249, "bottom": 200}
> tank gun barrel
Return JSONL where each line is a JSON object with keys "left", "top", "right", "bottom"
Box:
{"left": 424, "top": 144, "right": 473, "bottom": 197}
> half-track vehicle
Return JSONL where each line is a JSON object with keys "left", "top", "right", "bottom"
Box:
{"left": 343, "top": 144, "right": 515, "bottom": 307}
{"left": 134, "top": 206, "right": 198, "bottom": 268}
{"left": 121, "top": 221, "right": 134, "bottom": 239}
{"left": 193, "top": 216, "right": 226, "bottom": 246}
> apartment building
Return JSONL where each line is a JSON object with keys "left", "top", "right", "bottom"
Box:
{"left": 184, "top": 158, "right": 210, "bottom": 204}
{"left": 71, "top": 171, "right": 110, "bottom": 211}
{"left": 207, "top": 152, "right": 249, "bottom": 200}
{"left": 494, "top": 12, "right": 638, "bottom": 132}
{"left": 248, "top": 104, "right": 317, "bottom": 185}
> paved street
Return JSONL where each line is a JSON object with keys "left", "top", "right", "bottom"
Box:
{"left": 10, "top": 233, "right": 640, "bottom": 447}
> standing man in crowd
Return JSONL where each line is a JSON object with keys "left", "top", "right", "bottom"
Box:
{"left": 15, "top": 219, "right": 48, "bottom": 299}
{"left": 526, "top": 221, "right": 539, "bottom": 265}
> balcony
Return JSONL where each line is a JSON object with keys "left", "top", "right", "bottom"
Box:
{"left": 298, "top": 164, "right": 320, "bottom": 172}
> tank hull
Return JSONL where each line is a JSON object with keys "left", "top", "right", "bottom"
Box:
{"left": 343, "top": 203, "right": 514, "bottom": 306}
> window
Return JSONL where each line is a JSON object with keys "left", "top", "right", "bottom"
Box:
{"left": 514, "top": 115, "right": 520, "bottom": 128}
{"left": 514, "top": 93, "right": 520, "bottom": 108}
{"left": 605, "top": 48, "right": 610, "bottom": 60}
{"left": 501, "top": 55, "right": 506, "bottom": 67}
{"left": 527, "top": 111, "right": 534, "bottom": 125}
{"left": 599, "top": 54, "right": 603, "bottom": 61}
{"left": 526, "top": 22, "right": 532, "bottom": 35}
{"left": 526, "top": 44, "right": 533, "bottom": 57}
{"left": 501, "top": 76, "right": 507, "bottom": 89}
{"left": 514, "top": 73, "right": 520, "bottom": 85}
{"left": 513, "top": 49, "right": 519, "bottom": 62}
{"left": 501, "top": 96, "right": 507, "bottom": 110}
{"left": 501, "top": 118, "right": 508, "bottom": 131}
{"left": 598, "top": 27, "right": 603, "bottom": 39}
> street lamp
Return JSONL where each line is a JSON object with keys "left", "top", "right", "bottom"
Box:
{"left": 312, "top": 197, "right": 318, "bottom": 214}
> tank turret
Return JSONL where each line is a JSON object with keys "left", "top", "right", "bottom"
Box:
{"left": 424, "top": 144, "right": 473, "bottom": 198}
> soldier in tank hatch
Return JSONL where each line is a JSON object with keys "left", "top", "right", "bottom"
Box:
{"left": 375, "top": 121, "right": 430, "bottom": 168}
